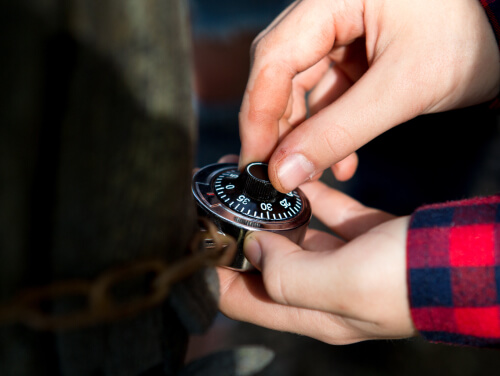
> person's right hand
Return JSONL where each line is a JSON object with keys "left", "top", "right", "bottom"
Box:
{"left": 218, "top": 180, "right": 416, "bottom": 344}
{"left": 239, "top": 0, "right": 500, "bottom": 193}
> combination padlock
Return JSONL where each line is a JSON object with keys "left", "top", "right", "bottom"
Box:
{"left": 192, "top": 162, "right": 311, "bottom": 270}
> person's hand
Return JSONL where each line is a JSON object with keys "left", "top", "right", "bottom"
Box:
{"left": 217, "top": 180, "right": 417, "bottom": 344}
{"left": 239, "top": 0, "right": 500, "bottom": 192}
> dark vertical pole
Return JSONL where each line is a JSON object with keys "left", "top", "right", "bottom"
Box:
{"left": 0, "top": 0, "right": 198, "bottom": 375}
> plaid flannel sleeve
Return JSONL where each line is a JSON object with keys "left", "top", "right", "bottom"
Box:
{"left": 407, "top": 195, "right": 500, "bottom": 347}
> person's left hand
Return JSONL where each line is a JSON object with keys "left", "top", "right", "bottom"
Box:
{"left": 217, "top": 180, "right": 416, "bottom": 344}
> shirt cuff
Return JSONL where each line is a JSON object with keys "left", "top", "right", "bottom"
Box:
{"left": 407, "top": 195, "right": 500, "bottom": 347}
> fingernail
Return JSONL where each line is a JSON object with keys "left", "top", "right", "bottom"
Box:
{"left": 244, "top": 233, "right": 262, "bottom": 269}
{"left": 277, "top": 153, "right": 316, "bottom": 191}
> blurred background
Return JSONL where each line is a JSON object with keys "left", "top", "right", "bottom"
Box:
{"left": 188, "top": 0, "right": 500, "bottom": 375}
{"left": 1, "top": 1, "right": 498, "bottom": 374}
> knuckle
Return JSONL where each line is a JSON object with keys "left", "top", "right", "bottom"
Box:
{"left": 251, "top": 33, "right": 275, "bottom": 62}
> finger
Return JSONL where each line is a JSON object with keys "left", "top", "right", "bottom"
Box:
{"left": 251, "top": 1, "right": 300, "bottom": 49}
{"left": 288, "top": 57, "right": 331, "bottom": 126}
{"left": 308, "top": 39, "right": 368, "bottom": 116}
{"left": 277, "top": 96, "right": 294, "bottom": 142}
{"left": 303, "top": 228, "right": 345, "bottom": 251}
{"left": 238, "top": 1, "right": 366, "bottom": 168}
{"left": 331, "top": 152, "right": 358, "bottom": 181}
{"left": 307, "top": 64, "right": 352, "bottom": 116}
{"left": 327, "top": 38, "right": 368, "bottom": 84}
{"left": 299, "top": 181, "right": 394, "bottom": 240}
{"left": 217, "top": 154, "right": 239, "bottom": 164}
{"left": 276, "top": 58, "right": 332, "bottom": 143}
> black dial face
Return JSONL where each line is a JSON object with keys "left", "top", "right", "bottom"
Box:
{"left": 213, "top": 168, "right": 303, "bottom": 221}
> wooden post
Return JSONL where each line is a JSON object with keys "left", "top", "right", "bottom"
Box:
{"left": 0, "top": 1, "right": 199, "bottom": 374}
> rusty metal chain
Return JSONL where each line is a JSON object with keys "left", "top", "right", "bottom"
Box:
{"left": 0, "top": 218, "right": 236, "bottom": 331}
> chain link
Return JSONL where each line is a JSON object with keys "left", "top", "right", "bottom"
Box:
{"left": 0, "top": 218, "right": 236, "bottom": 331}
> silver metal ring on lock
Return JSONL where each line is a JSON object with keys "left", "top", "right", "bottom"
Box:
{"left": 192, "top": 162, "right": 311, "bottom": 271}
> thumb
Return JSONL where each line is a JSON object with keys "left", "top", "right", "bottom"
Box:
{"left": 267, "top": 53, "right": 426, "bottom": 192}
{"left": 244, "top": 231, "right": 302, "bottom": 272}
{"left": 244, "top": 231, "right": 340, "bottom": 312}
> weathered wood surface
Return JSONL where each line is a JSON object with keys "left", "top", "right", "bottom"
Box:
{"left": 0, "top": 1, "right": 202, "bottom": 375}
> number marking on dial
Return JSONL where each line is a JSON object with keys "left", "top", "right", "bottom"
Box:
{"left": 213, "top": 169, "right": 303, "bottom": 221}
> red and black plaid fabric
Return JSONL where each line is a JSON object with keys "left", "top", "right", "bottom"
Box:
{"left": 407, "top": 195, "right": 500, "bottom": 347}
